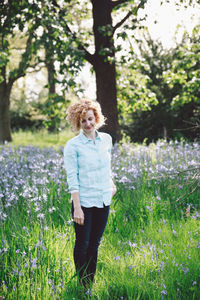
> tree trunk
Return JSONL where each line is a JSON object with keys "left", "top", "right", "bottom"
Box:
{"left": 45, "top": 47, "right": 56, "bottom": 95}
{"left": 45, "top": 47, "right": 57, "bottom": 132}
{"left": 0, "top": 83, "right": 12, "bottom": 143}
{"left": 91, "top": 0, "right": 121, "bottom": 143}
{"left": 94, "top": 56, "right": 120, "bottom": 143}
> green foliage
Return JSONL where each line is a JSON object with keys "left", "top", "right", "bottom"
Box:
{"left": 10, "top": 110, "right": 42, "bottom": 131}
{"left": 1, "top": 0, "right": 200, "bottom": 144}
{"left": 117, "top": 67, "right": 158, "bottom": 124}
{"left": 35, "top": 94, "right": 70, "bottom": 133}
{"left": 0, "top": 0, "right": 87, "bottom": 143}
{"left": 0, "top": 0, "right": 86, "bottom": 91}
{"left": 118, "top": 27, "right": 200, "bottom": 143}
{"left": 37, "top": 0, "right": 86, "bottom": 91}
{"left": 164, "top": 25, "right": 200, "bottom": 108}
{"left": 0, "top": 0, "right": 41, "bottom": 81}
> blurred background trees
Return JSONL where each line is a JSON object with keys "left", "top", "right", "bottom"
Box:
{"left": 0, "top": 0, "right": 199, "bottom": 144}
{"left": 119, "top": 25, "right": 200, "bottom": 142}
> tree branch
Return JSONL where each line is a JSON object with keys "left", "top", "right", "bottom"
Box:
{"left": 65, "top": 24, "right": 95, "bottom": 65}
{"left": 8, "top": 33, "right": 34, "bottom": 85}
{"left": 112, "top": 0, "right": 147, "bottom": 34}
{"left": 27, "top": 63, "right": 45, "bottom": 73}
{"left": 111, "top": 0, "right": 129, "bottom": 9}
{"left": 51, "top": 0, "right": 95, "bottom": 66}
{"left": 113, "top": 10, "right": 132, "bottom": 34}
{"left": 63, "top": 22, "right": 95, "bottom": 66}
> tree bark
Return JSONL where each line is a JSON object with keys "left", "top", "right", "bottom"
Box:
{"left": 46, "top": 57, "right": 56, "bottom": 95}
{"left": 45, "top": 45, "right": 57, "bottom": 132}
{"left": 45, "top": 27, "right": 56, "bottom": 95}
{"left": 91, "top": 0, "right": 121, "bottom": 143}
{"left": 0, "top": 82, "right": 12, "bottom": 143}
{"left": 93, "top": 55, "right": 120, "bottom": 142}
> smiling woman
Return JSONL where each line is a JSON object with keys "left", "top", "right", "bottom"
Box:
{"left": 63, "top": 99, "right": 117, "bottom": 290}
{"left": 66, "top": 99, "right": 106, "bottom": 133}
{"left": 80, "top": 110, "right": 96, "bottom": 138}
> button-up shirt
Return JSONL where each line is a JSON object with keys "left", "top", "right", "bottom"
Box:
{"left": 63, "top": 130, "right": 113, "bottom": 208}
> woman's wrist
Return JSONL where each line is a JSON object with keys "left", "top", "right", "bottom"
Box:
{"left": 74, "top": 204, "right": 81, "bottom": 210}
{"left": 71, "top": 191, "right": 81, "bottom": 210}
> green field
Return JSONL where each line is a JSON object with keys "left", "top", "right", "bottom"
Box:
{"left": 0, "top": 136, "right": 199, "bottom": 299}
{"left": 11, "top": 129, "right": 75, "bottom": 148}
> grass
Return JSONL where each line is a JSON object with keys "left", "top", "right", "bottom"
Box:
{"left": 0, "top": 133, "right": 199, "bottom": 299}
{"left": 11, "top": 128, "right": 75, "bottom": 148}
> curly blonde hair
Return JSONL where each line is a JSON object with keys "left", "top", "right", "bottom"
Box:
{"left": 66, "top": 99, "right": 106, "bottom": 132}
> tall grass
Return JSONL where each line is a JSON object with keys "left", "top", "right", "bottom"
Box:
{"left": 0, "top": 139, "right": 199, "bottom": 299}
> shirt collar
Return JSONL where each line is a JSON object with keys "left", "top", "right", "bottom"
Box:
{"left": 79, "top": 130, "right": 101, "bottom": 144}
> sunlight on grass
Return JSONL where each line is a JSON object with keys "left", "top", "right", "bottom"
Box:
{"left": 11, "top": 128, "right": 75, "bottom": 148}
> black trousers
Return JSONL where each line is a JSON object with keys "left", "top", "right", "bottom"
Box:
{"left": 72, "top": 204, "right": 110, "bottom": 285}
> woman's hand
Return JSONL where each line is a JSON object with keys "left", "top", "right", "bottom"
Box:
{"left": 73, "top": 206, "right": 84, "bottom": 225}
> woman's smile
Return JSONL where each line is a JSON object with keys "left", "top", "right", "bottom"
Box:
{"left": 81, "top": 110, "right": 96, "bottom": 136}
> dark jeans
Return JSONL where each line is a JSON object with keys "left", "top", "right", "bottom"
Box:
{"left": 71, "top": 204, "right": 109, "bottom": 286}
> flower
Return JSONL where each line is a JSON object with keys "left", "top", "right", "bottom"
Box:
{"left": 37, "top": 213, "right": 45, "bottom": 219}
{"left": 146, "top": 206, "right": 152, "bottom": 212}
{"left": 161, "top": 290, "right": 167, "bottom": 295}
{"left": 113, "top": 256, "right": 121, "bottom": 261}
{"left": 192, "top": 211, "right": 199, "bottom": 219}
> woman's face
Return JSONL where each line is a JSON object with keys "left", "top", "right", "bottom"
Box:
{"left": 80, "top": 109, "right": 96, "bottom": 135}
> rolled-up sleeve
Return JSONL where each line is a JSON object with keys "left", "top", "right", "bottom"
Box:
{"left": 63, "top": 142, "right": 79, "bottom": 192}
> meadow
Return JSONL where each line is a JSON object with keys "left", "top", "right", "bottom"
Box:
{"left": 0, "top": 136, "right": 200, "bottom": 299}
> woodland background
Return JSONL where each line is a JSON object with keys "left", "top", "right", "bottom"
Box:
{"left": 0, "top": 0, "right": 200, "bottom": 144}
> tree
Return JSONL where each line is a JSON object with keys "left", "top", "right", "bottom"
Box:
{"left": 1, "top": 0, "right": 147, "bottom": 143}
{"left": 0, "top": 0, "right": 81, "bottom": 143}
{"left": 37, "top": 1, "right": 84, "bottom": 133}
{"left": 52, "top": 0, "right": 148, "bottom": 142}
{"left": 164, "top": 25, "right": 200, "bottom": 140}
{"left": 52, "top": 0, "right": 199, "bottom": 142}
{"left": 117, "top": 62, "right": 158, "bottom": 125}
{"left": 0, "top": 0, "right": 41, "bottom": 143}
{"left": 164, "top": 25, "right": 200, "bottom": 109}
{"left": 129, "top": 31, "right": 179, "bottom": 141}
{"left": 119, "top": 27, "right": 200, "bottom": 142}
{"left": 1, "top": 0, "right": 198, "bottom": 143}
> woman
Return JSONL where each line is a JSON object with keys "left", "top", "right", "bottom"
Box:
{"left": 64, "top": 99, "right": 116, "bottom": 288}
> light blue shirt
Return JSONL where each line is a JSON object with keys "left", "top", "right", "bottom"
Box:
{"left": 63, "top": 130, "right": 113, "bottom": 208}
